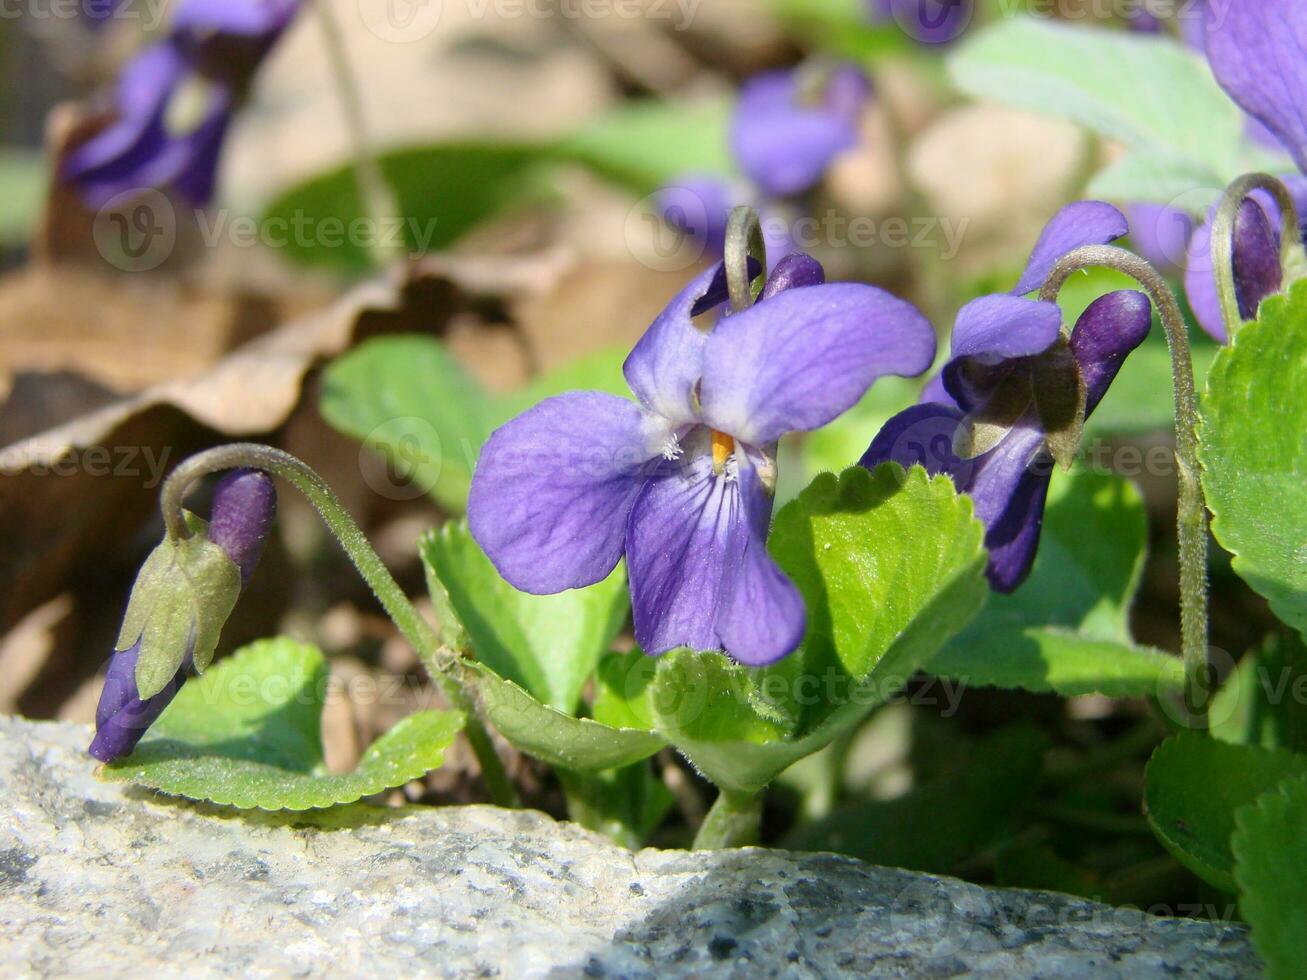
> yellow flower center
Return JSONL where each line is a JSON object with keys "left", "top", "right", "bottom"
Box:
{"left": 710, "top": 429, "right": 735, "bottom": 474}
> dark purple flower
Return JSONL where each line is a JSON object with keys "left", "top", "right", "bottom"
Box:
{"left": 63, "top": 0, "right": 299, "bottom": 207}
{"left": 867, "top": 0, "right": 973, "bottom": 45}
{"left": 732, "top": 64, "right": 872, "bottom": 199}
{"left": 468, "top": 253, "right": 935, "bottom": 666}
{"left": 861, "top": 203, "right": 1141, "bottom": 592}
{"left": 1183, "top": 176, "right": 1307, "bottom": 341}
{"left": 89, "top": 469, "right": 276, "bottom": 763}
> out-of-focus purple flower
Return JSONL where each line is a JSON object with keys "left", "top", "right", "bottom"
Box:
{"left": 468, "top": 253, "right": 935, "bottom": 666}
{"left": 656, "top": 175, "right": 796, "bottom": 269}
{"left": 1204, "top": 0, "right": 1307, "bottom": 175}
{"left": 860, "top": 203, "right": 1138, "bottom": 592}
{"left": 731, "top": 63, "right": 871, "bottom": 199}
{"left": 89, "top": 469, "right": 276, "bottom": 763}
{"left": 868, "top": 0, "right": 973, "bottom": 45}
{"left": 63, "top": 0, "right": 299, "bottom": 207}
{"left": 1127, "top": 203, "right": 1195, "bottom": 280}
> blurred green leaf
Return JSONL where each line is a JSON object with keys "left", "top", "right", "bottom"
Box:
{"left": 421, "top": 522, "right": 628, "bottom": 713}
{"left": 1201, "top": 282, "right": 1307, "bottom": 638}
{"left": 948, "top": 20, "right": 1242, "bottom": 201}
{"left": 320, "top": 335, "right": 495, "bottom": 511}
{"left": 783, "top": 724, "right": 1047, "bottom": 873}
{"left": 104, "top": 638, "right": 464, "bottom": 810}
{"left": 800, "top": 376, "right": 919, "bottom": 482}
{"left": 261, "top": 142, "right": 548, "bottom": 271}
{"left": 1144, "top": 733, "right": 1307, "bottom": 893}
{"left": 931, "top": 468, "right": 1183, "bottom": 697}
{"left": 995, "top": 841, "right": 1110, "bottom": 904}
{"left": 559, "top": 98, "right": 734, "bottom": 193}
{"left": 1232, "top": 774, "right": 1307, "bottom": 979}
{"left": 0, "top": 149, "right": 43, "bottom": 247}
{"left": 645, "top": 465, "right": 989, "bottom": 793}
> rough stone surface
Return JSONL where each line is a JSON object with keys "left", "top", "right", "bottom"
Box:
{"left": 1, "top": 717, "right": 1258, "bottom": 978}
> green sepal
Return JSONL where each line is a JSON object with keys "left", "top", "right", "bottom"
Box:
{"left": 1033, "top": 335, "right": 1088, "bottom": 470}
{"left": 116, "top": 511, "right": 243, "bottom": 699}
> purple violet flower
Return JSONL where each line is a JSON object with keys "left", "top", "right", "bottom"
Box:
{"left": 861, "top": 202, "right": 1144, "bottom": 593}
{"left": 1169, "top": 0, "right": 1307, "bottom": 339}
{"left": 63, "top": 0, "right": 299, "bottom": 207}
{"left": 732, "top": 63, "right": 872, "bottom": 199}
{"left": 867, "top": 0, "right": 973, "bottom": 46}
{"left": 89, "top": 469, "right": 276, "bottom": 763}
{"left": 468, "top": 253, "right": 935, "bottom": 666}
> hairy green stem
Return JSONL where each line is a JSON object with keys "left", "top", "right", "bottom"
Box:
{"left": 1210, "top": 173, "right": 1306, "bottom": 339}
{"left": 724, "top": 205, "right": 767, "bottom": 313}
{"left": 161, "top": 444, "right": 519, "bottom": 806}
{"left": 313, "top": 0, "right": 400, "bottom": 267}
{"left": 693, "top": 789, "right": 763, "bottom": 850}
{"left": 1039, "top": 246, "right": 1211, "bottom": 721}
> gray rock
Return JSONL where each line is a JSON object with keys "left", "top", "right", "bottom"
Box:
{"left": 0, "top": 716, "right": 1256, "bottom": 978}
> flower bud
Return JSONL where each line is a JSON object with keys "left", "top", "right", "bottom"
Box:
{"left": 89, "top": 469, "right": 276, "bottom": 763}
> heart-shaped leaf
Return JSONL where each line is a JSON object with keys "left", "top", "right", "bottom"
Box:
{"left": 421, "top": 522, "right": 629, "bottom": 713}
{"left": 1144, "top": 733, "right": 1307, "bottom": 893}
{"left": 1201, "top": 282, "right": 1307, "bottom": 638}
{"left": 930, "top": 468, "right": 1183, "bottom": 698}
{"left": 948, "top": 19, "right": 1243, "bottom": 195}
{"left": 322, "top": 338, "right": 634, "bottom": 512}
{"left": 103, "top": 638, "right": 464, "bottom": 810}
{"left": 1232, "top": 773, "right": 1307, "bottom": 978}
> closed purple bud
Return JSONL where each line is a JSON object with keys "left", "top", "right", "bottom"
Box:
{"left": 1231, "top": 197, "right": 1284, "bottom": 321}
{"left": 761, "top": 253, "right": 826, "bottom": 299}
{"left": 88, "top": 468, "right": 276, "bottom": 763}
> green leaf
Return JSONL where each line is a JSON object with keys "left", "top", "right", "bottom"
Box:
{"left": 1201, "top": 282, "right": 1307, "bottom": 638}
{"left": 1232, "top": 774, "right": 1307, "bottom": 979}
{"left": 783, "top": 724, "right": 1048, "bottom": 874}
{"left": 117, "top": 513, "right": 243, "bottom": 698}
{"left": 647, "top": 465, "right": 989, "bottom": 792}
{"left": 948, "top": 19, "right": 1242, "bottom": 191}
{"left": 261, "top": 142, "right": 548, "bottom": 271}
{"left": 1144, "top": 733, "right": 1307, "bottom": 892}
{"left": 103, "top": 638, "right": 464, "bottom": 810}
{"left": 765, "top": 0, "right": 912, "bottom": 60}
{"left": 558, "top": 763, "right": 675, "bottom": 851}
{"left": 559, "top": 99, "right": 734, "bottom": 193}
{"left": 457, "top": 659, "right": 666, "bottom": 772}
{"left": 321, "top": 339, "right": 636, "bottom": 512}
{"left": 421, "top": 522, "right": 628, "bottom": 712}
{"left": 0, "top": 149, "right": 43, "bottom": 246}
{"left": 320, "top": 335, "right": 495, "bottom": 511}
{"left": 1087, "top": 152, "right": 1225, "bottom": 209}
{"left": 931, "top": 468, "right": 1183, "bottom": 697}
{"left": 499, "top": 346, "right": 634, "bottom": 417}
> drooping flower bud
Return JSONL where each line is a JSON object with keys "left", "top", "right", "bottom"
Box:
{"left": 89, "top": 469, "right": 276, "bottom": 763}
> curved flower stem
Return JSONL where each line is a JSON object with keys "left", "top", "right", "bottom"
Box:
{"left": 693, "top": 788, "right": 763, "bottom": 850}
{"left": 724, "top": 205, "right": 767, "bottom": 313}
{"left": 161, "top": 444, "right": 519, "bottom": 806}
{"left": 1039, "top": 246, "right": 1211, "bottom": 721}
{"left": 313, "top": 0, "right": 401, "bottom": 267}
{"left": 1210, "top": 173, "right": 1305, "bottom": 339}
